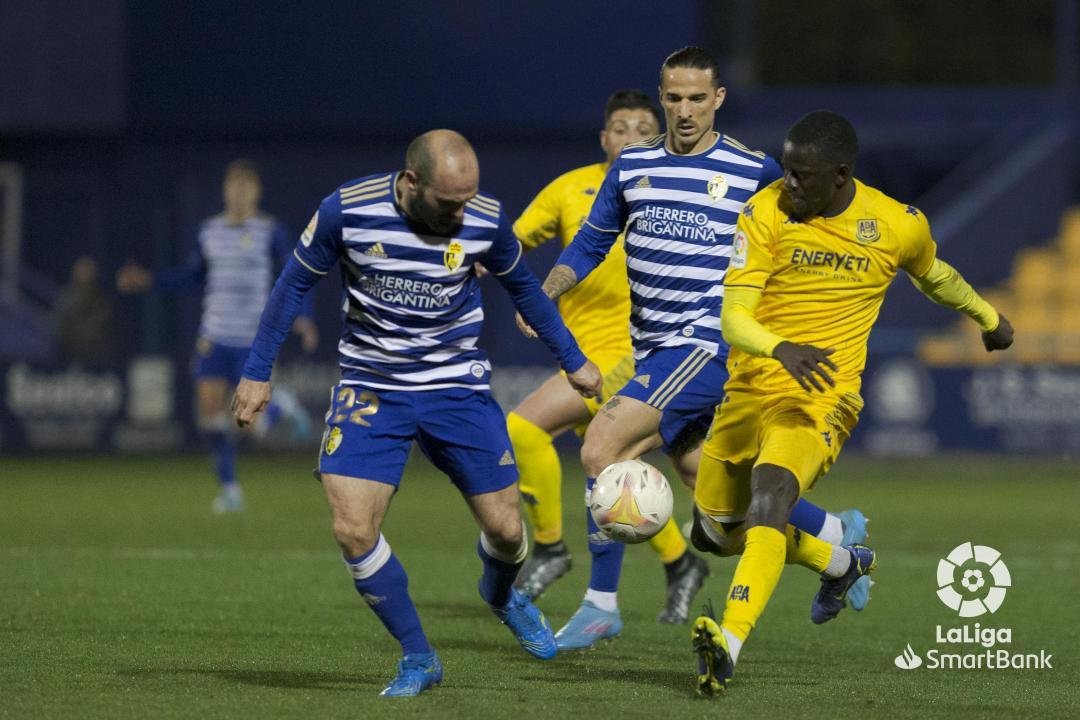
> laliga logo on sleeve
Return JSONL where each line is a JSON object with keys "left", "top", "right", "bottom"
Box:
{"left": 731, "top": 231, "right": 748, "bottom": 269}
{"left": 936, "top": 542, "right": 1011, "bottom": 617}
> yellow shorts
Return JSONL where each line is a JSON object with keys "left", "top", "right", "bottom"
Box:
{"left": 694, "top": 387, "right": 863, "bottom": 520}
{"left": 567, "top": 350, "right": 636, "bottom": 435}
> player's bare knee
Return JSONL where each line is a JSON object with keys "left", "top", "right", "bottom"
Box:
{"left": 747, "top": 464, "right": 800, "bottom": 528}
{"left": 331, "top": 519, "right": 379, "bottom": 558}
{"left": 483, "top": 518, "right": 523, "bottom": 555}
{"left": 580, "top": 436, "right": 618, "bottom": 478}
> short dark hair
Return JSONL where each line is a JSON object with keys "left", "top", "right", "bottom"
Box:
{"left": 660, "top": 46, "right": 721, "bottom": 88}
{"left": 604, "top": 89, "right": 662, "bottom": 127}
{"left": 786, "top": 111, "right": 859, "bottom": 167}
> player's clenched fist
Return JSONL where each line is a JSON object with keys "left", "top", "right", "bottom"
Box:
{"left": 232, "top": 377, "right": 272, "bottom": 427}
{"left": 982, "top": 313, "right": 1014, "bottom": 352}
{"left": 566, "top": 360, "right": 603, "bottom": 399}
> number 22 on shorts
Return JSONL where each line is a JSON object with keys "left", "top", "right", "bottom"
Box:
{"left": 330, "top": 387, "right": 380, "bottom": 427}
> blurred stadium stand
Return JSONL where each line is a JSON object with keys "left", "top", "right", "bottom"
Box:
{"left": 0, "top": 0, "right": 1077, "bottom": 454}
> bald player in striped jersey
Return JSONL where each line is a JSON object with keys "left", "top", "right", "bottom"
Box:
{"left": 117, "top": 160, "right": 318, "bottom": 513}
{"left": 531, "top": 47, "right": 868, "bottom": 650}
{"left": 232, "top": 130, "right": 602, "bottom": 697}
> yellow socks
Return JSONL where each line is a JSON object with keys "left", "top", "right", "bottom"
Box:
{"left": 720, "top": 525, "right": 786, "bottom": 643}
{"left": 506, "top": 413, "right": 563, "bottom": 544}
{"left": 649, "top": 516, "right": 689, "bottom": 564}
{"left": 784, "top": 525, "right": 833, "bottom": 573}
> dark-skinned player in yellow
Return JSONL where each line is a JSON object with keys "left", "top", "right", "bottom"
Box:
{"left": 691, "top": 110, "right": 1014, "bottom": 695}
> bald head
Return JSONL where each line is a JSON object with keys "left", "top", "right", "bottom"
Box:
{"left": 405, "top": 129, "right": 478, "bottom": 187}
{"left": 398, "top": 129, "right": 479, "bottom": 235}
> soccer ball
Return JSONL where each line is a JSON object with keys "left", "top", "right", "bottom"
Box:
{"left": 589, "top": 459, "right": 673, "bottom": 544}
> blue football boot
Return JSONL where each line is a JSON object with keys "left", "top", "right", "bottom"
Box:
{"left": 554, "top": 600, "right": 623, "bottom": 651}
{"left": 380, "top": 652, "right": 443, "bottom": 697}
{"left": 811, "top": 544, "right": 877, "bottom": 624}
{"left": 837, "top": 509, "right": 873, "bottom": 611}
{"left": 487, "top": 587, "right": 558, "bottom": 660}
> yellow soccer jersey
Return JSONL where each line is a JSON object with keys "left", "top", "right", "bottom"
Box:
{"left": 513, "top": 163, "right": 631, "bottom": 361}
{"left": 726, "top": 179, "right": 937, "bottom": 394}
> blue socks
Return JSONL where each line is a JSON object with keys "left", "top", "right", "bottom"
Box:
{"left": 206, "top": 429, "right": 236, "bottom": 487}
{"left": 477, "top": 533, "right": 526, "bottom": 607}
{"left": 789, "top": 498, "right": 827, "bottom": 536}
{"left": 345, "top": 535, "right": 431, "bottom": 656}
{"left": 586, "top": 476, "right": 625, "bottom": 592}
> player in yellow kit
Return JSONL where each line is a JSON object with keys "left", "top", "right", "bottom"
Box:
{"left": 508, "top": 90, "right": 711, "bottom": 623}
{"left": 691, "top": 111, "right": 1014, "bottom": 695}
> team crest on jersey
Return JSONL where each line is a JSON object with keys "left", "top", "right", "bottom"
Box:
{"left": 301, "top": 211, "right": 318, "bottom": 247}
{"left": 324, "top": 426, "right": 343, "bottom": 455}
{"left": 444, "top": 241, "right": 466, "bottom": 271}
{"left": 856, "top": 218, "right": 881, "bottom": 243}
{"left": 707, "top": 174, "right": 729, "bottom": 201}
{"left": 731, "top": 231, "right": 749, "bottom": 269}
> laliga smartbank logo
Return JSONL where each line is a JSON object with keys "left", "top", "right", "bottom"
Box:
{"left": 894, "top": 542, "right": 1053, "bottom": 671}
{"left": 936, "top": 541, "right": 1010, "bottom": 617}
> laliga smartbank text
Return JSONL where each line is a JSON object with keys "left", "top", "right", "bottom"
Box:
{"left": 921, "top": 623, "right": 1052, "bottom": 670}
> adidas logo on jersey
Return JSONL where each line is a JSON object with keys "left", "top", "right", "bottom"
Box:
{"left": 499, "top": 450, "right": 515, "bottom": 466}
{"left": 634, "top": 176, "right": 652, "bottom": 189}
{"left": 633, "top": 374, "right": 651, "bottom": 388}
{"left": 364, "top": 242, "right": 388, "bottom": 258}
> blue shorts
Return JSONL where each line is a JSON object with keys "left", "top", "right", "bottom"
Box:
{"left": 192, "top": 337, "right": 248, "bottom": 385}
{"left": 318, "top": 384, "right": 518, "bottom": 495}
{"left": 616, "top": 345, "right": 728, "bottom": 455}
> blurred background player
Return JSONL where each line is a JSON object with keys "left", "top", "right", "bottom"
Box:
{"left": 231, "top": 130, "right": 602, "bottom": 697}
{"left": 117, "top": 159, "right": 318, "bottom": 513}
{"left": 531, "top": 47, "right": 869, "bottom": 650}
{"left": 691, "top": 111, "right": 1014, "bottom": 695}
{"left": 52, "top": 255, "right": 115, "bottom": 366}
{"left": 509, "top": 89, "right": 713, "bottom": 624}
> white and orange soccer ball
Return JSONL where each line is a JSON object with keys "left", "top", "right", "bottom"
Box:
{"left": 589, "top": 459, "right": 674, "bottom": 544}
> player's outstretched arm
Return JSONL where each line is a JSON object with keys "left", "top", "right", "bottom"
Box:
{"left": 237, "top": 256, "right": 323, "bottom": 426}
{"left": 490, "top": 255, "right": 600, "bottom": 397}
{"left": 232, "top": 378, "right": 271, "bottom": 427}
{"left": 908, "top": 258, "right": 1013, "bottom": 353}
{"left": 515, "top": 264, "right": 579, "bottom": 338}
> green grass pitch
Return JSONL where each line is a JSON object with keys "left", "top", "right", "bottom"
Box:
{"left": 2, "top": 452, "right": 1077, "bottom": 718}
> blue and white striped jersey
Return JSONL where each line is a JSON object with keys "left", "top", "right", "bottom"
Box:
{"left": 559, "top": 133, "right": 782, "bottom": 360}
{"left": 196, "top": 214, "right": 291, "bottom": 347}
{"left": 292, "top": 173, "right": 544, "bottom": 391}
